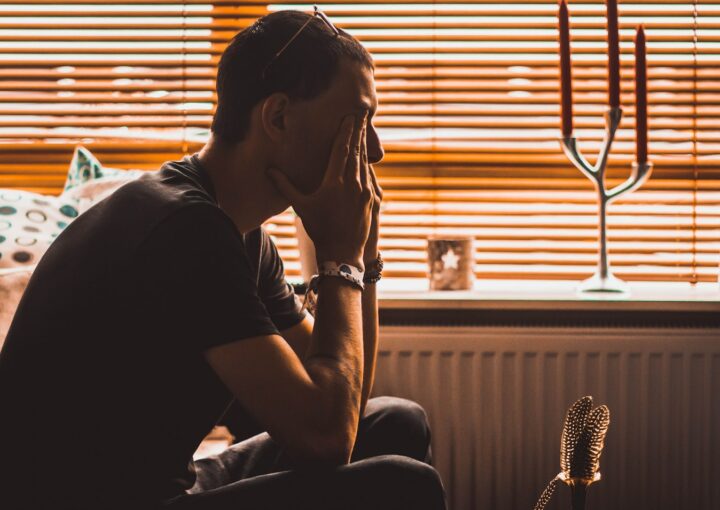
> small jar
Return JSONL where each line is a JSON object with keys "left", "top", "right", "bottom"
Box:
{"left": 427, "top": 236, "right": 475, "bottom": 291}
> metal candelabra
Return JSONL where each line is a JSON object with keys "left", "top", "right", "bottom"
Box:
{"left": 560, "top": 107, "right": 653, "bottom": 294}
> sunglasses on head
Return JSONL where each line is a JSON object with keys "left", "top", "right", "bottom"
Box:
{"left": 261, "top": 5, "right": 340, "bottom": 81}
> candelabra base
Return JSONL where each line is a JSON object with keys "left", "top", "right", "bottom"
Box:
{"left": 577, "top": 271, "right": 629, "bottom": 295}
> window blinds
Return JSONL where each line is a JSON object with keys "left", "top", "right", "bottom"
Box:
{"left": 1, "top": 1, "right": 718, "bottom": 283}
{"left": 0, "top": 0, "right": 218, "bottom": 191}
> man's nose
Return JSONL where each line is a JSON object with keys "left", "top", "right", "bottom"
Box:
{"left": 366, "top": 124, "right": 384, "bottom": 164}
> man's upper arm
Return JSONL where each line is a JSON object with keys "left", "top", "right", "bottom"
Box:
{"left": 256, "top": 228, "right": 307, "bottom": 332}
{"left": 203, "top": 332, "right": 321, "bottom": 455}
{"left": 279, "top": 313, "right": 314, "bottom": 360}
{"left": 135, "top": 205, "right": 279, "bottom": 351}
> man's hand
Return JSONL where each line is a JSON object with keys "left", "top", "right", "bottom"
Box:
{"left": 267, "top": 114, "right": 374, "bottom": 270}
{"left": 363, "top": 165, "right": 383, "bottom": 265}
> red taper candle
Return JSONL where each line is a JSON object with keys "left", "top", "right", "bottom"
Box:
{"left": 558, "top": 0, "right": 573, "bottom": 137}
{"left": 606, "top": 0, "right": 621, "bottom": 108}
{"left": 634, "top": 25, "right": 648, "bottom": 165}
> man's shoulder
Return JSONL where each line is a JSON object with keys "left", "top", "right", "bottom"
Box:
{"left": 41, "top": 158, "right": 230, "bottom": 282}
{"left": 114, "top": 157, "right": 217, "bottom": 214}
{"left": 89, "top": 156, "right": 224, "bottom": 243}
{"left": 147, "top": 201, "right": 236, "bottom": 244}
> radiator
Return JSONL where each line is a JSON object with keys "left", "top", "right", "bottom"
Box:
{"left": 372, "top": 325, "right": 720, "bottom": 510}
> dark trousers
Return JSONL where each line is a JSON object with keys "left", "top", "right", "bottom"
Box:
{"left": 162, "top": 396, "right": 446, "bottom": 510}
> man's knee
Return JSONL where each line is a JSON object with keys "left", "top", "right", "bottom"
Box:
{"left": 368, "top": 396, "right": 431, "bottom": 453}
{"left": 360, "top": 455, "right": 446, "bottom": 510}
{"left": 370, "top": 396, "right": 429, "bottom": 430}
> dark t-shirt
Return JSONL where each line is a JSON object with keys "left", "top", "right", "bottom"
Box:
{"left": 0, "top": 156, "right": 306, "bottom": 510}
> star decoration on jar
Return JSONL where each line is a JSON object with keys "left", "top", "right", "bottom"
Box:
{"left": 441, "top": 248, "right": 460, "bottom": 270}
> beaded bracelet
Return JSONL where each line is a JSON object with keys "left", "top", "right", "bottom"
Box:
{"left": 363, "top": 252, "right": 383, "bottom": 284}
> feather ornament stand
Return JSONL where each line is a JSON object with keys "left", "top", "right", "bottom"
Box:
{"left": 533, "top": 396, "right": 611, "bottom": 510}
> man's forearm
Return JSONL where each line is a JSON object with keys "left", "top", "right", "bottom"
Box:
{"left": 358, "top": 220, "right": 380, "bottom": 416}
{"left": 303, "top": 276, "right": 364, "bottom": 462}
{"left": 359, "top": 278, "right": 379, "bottom": 416}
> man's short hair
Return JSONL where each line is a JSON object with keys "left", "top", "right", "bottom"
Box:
{"left": 211, "top": 10, "right": 374, "bottom": 144}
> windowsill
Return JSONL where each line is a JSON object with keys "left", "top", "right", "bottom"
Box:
{"left": 372, "top": 278, "right": 720, "bottom": 328}
{"left": 375, "top": 278, "right": 720, "bottom": 311}
{"left": 291, "top": 277, "right": 720, "bottom": 327}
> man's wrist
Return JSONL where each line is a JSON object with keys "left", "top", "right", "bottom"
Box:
{"left": 316, "top": 261, "right": 365, "bottom": 291}
{"left": 362, "top": 243, "right": 379, "bottom": 265}
{"left": 314, "top": 273, "right": 363, "bottom": 290}
{"left": 363, "top": 254, "right": 379, "bottom": 266}
{"left": 315, "top": 253, "right": 364, "bottom": 272}
{"left": 362, "top": 252, "right": 383, "bottom": 284}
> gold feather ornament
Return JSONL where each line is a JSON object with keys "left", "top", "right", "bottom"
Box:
{"left": 533, "top": 396, "right": 611, "bottom": 510}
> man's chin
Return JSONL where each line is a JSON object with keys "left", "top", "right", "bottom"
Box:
{"left": 272, "top": 197, "right": 293, "bottom": 216}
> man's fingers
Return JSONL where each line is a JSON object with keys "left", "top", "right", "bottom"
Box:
{"left": 369, "top": 165, "right": 383, "bottom": 199}
{"left": 266, "top": 167, "right": 305, "bottom": 206}
{"left": 345, "top": 114, "right": 367, "bottom": 181}
{"left": 324, "top": 115, "right": 355, "bottom": 184}
{"left": 359, "top": 123, "right": 369, "bottom": 190}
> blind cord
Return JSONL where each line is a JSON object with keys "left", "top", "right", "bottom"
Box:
{"left": 691, "top": 0, "right": 699, "bottom": 284}
{"left": 181, "top": 0, "right": 189, "bottom": 155}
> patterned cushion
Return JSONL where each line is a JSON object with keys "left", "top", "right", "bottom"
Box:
{"left": 63, "top": 146, "right": 129, "bottom": 192}
{"left": 61, "top": 146, "right": 145, "bottom": 213}
{"left": 0, "top": 189, "right": 79, "bottom": 268}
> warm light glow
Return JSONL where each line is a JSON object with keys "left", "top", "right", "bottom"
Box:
{"left": 1, "top": 1, "right": 716, "bottom": 285}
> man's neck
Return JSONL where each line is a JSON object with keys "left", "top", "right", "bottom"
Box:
{"left": 196, "top": 135, "right": 289, "bottom": 234}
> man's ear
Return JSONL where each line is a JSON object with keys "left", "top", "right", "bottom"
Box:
{"left": 260, "top": 92, "right": 290, "bottom": 142}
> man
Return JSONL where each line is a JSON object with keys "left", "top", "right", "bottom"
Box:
{"left": 0, "top": 9, "right": 446, "bottom": 510}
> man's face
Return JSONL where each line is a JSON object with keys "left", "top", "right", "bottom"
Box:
{"left": 282, "top": 59, "right": 383, "bottom": 194}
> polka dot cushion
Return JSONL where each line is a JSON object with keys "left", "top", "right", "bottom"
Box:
{"left": 61, "top": 146, "right": 145, "bottom": 214}
{"left": 63, "top": 145, "right": 129, "bottom": 193}
{"left": 0, "top": 147, "right": 145, "bottom": 269}
{"left": 0, "top": 189, "right": 79, "bottom": 269}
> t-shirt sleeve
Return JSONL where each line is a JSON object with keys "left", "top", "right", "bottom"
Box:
{"left": 257, "top": 227, "right": 308, "bottom": 331}
{"left": 134, "top": 205, "right": 280, "bottom": 352}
